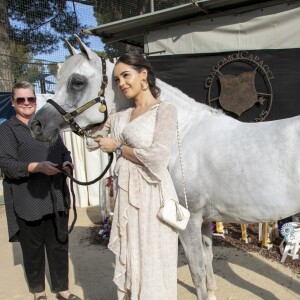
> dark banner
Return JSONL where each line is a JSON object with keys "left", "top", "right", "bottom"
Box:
{"left": 0, "top": 93, "right": 14, "bottom": 124}
{"left": 149, "top": 48, "right": 300, "bottom": 122}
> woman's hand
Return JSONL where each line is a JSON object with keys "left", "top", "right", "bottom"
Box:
{"left": 28, "top": 161, "right": 61, "bottom": 175}
{"left": 62, "top": 161, "right": 73, "bottom": 174}
{"left": 94, "top": 136, "right": 119, "bottom": 153}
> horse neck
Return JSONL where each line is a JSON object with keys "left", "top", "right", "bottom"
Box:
{"left": 105, "top": 59, "right": 133, "bottom": 113}
{"left": 105, "top": 65, "right": 223, "bottom": 124}
{"left": 104, "top": 60, "right": 116, "bottom": 112}
{"left": 157, "top": 78, "right": 215, "bottom": 127}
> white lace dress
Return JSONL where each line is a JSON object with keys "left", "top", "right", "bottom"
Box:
{"left": 108, "top": 101, "right": 179, "bottom": 300}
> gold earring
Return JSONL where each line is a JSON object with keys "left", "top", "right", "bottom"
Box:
{"left": 141, "top": 79, "right": 149, "bottom": 91}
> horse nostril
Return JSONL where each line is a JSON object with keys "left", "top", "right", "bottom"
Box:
{"left": 31, "top": 120, "right": 43, "bottom": 135}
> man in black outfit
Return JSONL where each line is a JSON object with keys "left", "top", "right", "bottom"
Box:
{"left": 0, "top": 81, "right": 81, "bottom": 300}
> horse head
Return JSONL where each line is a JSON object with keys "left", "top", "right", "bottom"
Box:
{"left": 29, "top": 35, "right": 130, "bottom": 142}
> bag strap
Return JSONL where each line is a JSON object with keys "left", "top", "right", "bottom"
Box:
{"left": 157, "top": 104, "right": 189, "bottom": 210}
{"left": 176, "top": 123, "right": 189, "bottom": 209}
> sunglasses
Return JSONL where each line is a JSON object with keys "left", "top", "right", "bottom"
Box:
{"left": 14, "top": 97, "right": 37, "bottom": 105}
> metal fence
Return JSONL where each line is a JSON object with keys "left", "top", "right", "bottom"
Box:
{"left": 0, "top": 0, "right": 189, "bottom": 93}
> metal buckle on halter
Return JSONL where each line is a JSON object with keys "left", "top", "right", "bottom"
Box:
{"left": 102, "top": 75, "right": 108, "bottom": 86}
{"left": 76, "top": 127, "right": 85, "bottom": 137}
{"left": 63, "top": 113, "right": 74, "bottom": 123}
{"left": 69, "top": 121, "right": 84, "bottom": 137}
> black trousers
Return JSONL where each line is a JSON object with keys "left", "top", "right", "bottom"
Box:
{"left": 17, "top": 213, "right": 69, "bottom": 293}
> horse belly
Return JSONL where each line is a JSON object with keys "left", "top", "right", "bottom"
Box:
{"left": 184, "top": 119, "right": 300, "bottom": 223}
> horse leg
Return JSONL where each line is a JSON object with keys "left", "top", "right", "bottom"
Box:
{"left": 241, "top": 224, "right": 250, "bottom": 243}
{"left": 215, "top": 222, "right": 224, "bottom": 235}
{"left": 262, "top": 222, "right": 273, "bottom": 249}
{"left": 179, "top": 217, "right": 209, "bottom": 300}
{"left": 202, "top": 222, "right": 217, "bottom": 300}
{"left": 213, "top": 222, "right": 225, "bottom": 238}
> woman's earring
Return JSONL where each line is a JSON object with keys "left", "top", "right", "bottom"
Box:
{"left": 141, "top": 79, "right": 149, "bottom": 91}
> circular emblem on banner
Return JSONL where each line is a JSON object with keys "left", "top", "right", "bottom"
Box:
{"left": 205, "top": 51, "right": 273, "bottom": 122}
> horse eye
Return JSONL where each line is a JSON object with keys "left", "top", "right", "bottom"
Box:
{"left": 73, "top": 79, "right": 85, "bottom": 90}
{"left": 69, "top": 74, "right": 87, "bottom": 91}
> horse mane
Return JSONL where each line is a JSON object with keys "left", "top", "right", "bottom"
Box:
{"left": 157, "top": 79, "right": 225, "bottom": 117}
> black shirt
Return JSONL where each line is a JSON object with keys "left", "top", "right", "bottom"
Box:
{"left": 0, "top": 116, "right": 72, "bottom": 241}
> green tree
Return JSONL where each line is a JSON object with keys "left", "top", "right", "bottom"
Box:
{"left": 10, "top": 42, "right": 51, "bottom": 84}
{"left": 0, "top": 0, "right": 13, "bottom": 91}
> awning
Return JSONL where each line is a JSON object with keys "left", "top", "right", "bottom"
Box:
{"left": 81, "top": 0, "right": 291, "bottom": 47}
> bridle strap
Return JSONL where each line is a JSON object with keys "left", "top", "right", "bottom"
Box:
{"left": 46, "top": 57, "right": 109, "bottom": 137}
{"left": 47, "top": 97, "right": 108, "bottom": 137}
{"left": 99, "top": 57, "right": 108, "bottom": 97}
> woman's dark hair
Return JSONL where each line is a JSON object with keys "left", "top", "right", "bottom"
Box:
{"left": 116, "top": 53, "right": 161, "bottom": 99}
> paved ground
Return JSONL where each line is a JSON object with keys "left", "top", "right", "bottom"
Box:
{"left": 1, "top": 181, "right": 300, "bottom": 299}
{"left": 0, "top": 204, "right": 112, "bottom": 300}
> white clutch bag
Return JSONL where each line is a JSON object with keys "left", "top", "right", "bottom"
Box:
{"left": 158, "top": 199, "right": 190, "bottom": 230}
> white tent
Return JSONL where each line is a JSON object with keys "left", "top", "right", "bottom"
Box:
{"left": 146, "top": 2, "right": 300, "bottom": 55}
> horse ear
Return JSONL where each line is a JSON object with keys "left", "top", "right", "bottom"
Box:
{"left": 57, "top": 63, "right": 63, "bottom": 76}
{"left": 64, "top": 39, "right": 79, "bottom": 56}
{"left": 74, "top": 34, "right": 93, "bottom": 60}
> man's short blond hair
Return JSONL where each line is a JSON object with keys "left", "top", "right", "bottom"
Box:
{"left": 12, "top": 81, "right": 35, "bottom": 98}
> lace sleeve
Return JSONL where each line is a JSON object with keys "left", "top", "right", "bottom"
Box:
{"left": 134, "top": 102, "right": 177, "bottom": 181}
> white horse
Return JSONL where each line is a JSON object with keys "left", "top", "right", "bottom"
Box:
{"left": 29, "top": 35, "right": 300, "bottom": 300}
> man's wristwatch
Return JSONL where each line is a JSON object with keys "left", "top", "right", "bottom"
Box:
{"left": 115, "top": 143, "right": 124, "bottom": 156}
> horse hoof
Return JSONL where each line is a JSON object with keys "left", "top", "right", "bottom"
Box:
{"left": 208, "top": 291, "right": 217, "bottom": 300}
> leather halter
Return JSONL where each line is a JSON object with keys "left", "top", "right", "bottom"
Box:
{"left": 47, "top": 57, "right": 113, "bottom": 235}
{"left": 47, "top": 57, "right": 109, "bottom": 137}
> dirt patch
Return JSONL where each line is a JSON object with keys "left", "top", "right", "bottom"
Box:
{"left": 213, "top": 223, "right": 300, "bottom": 275}
{"left": 89, "top": 222, "right": 300, "bottom": 275}
{"left": 88, "top": 222, "right": 110, "bottom": 247}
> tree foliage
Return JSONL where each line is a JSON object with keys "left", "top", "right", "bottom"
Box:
{"left": 0, "top": 0, "right": 188, "bottom": 91}
{"left": 6, "top": 0, "right": 88, "bottom": 55}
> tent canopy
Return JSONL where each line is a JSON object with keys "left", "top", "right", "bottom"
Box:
{"left": 82, "top": 0, "right": 292, "bottom": 47}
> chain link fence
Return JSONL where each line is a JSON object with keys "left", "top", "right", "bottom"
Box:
{"left": 0, "top": 0, "right": 189, "bottom": 93}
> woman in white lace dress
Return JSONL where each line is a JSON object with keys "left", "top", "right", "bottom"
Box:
{"left": 95, "top": 54, "right": 179, "bottom": 300}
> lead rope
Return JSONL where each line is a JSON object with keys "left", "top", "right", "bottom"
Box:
{"left": 62, "top": 152, "right": 113, "bottom": 186}
{"left": 50, "top": 173, "right": 75, "bottom": 244}
{"left": 52, "top": 153, "right": 114, "bottom": 243}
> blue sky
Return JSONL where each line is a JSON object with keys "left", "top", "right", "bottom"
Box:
{"left": 32, "top": 2, "right": 105, "bottom": 93}
{"left": 35, "top": 2, "right": 104, "bottom": 63}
